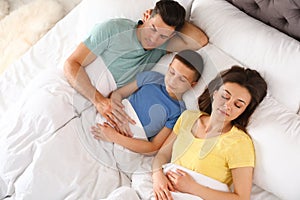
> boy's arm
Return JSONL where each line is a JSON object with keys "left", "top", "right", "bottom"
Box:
{"left": 111, "top": 80, "right": 139, "bottom": 100}
{"left": 92, "top": 125, "right": 172, "bottom": 155}
{"left": 166, "top": 21, "right": 209, "bottom": 52}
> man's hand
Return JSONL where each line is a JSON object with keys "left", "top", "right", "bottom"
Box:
{"left": 142, "top": 9, "right": 152, "bottom": 23}
{"left": 94, "top": 96, "right": 116, "bottom": 127}
{"left": 110, "top": 92, "right": 135, "bottom": 137}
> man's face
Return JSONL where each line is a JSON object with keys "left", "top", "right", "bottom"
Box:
{"left": 138, "top": 14, "right": 175, "bottom": 50}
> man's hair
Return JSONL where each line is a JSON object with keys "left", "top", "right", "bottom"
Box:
{"left": 198, "top": 66, "right": 267, "bottom": 132}
{"left": 151, "top": 0, "right": 186, "bottom": 31}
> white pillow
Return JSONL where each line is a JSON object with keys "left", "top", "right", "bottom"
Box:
{"left": 78, "top": 0, "right": 193, "bottom": 39}
{"left": 190, "top": 0, "right": 300, "bottom": 113}
{"left": 248, "top": 95, "right": 300, "bottom": 200}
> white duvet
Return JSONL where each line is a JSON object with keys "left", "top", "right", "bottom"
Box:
{"left": 0, "top": 59, "right": 152, "bottom": 199}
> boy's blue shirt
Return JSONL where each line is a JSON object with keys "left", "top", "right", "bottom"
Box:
{"left": 129, "top": 71, "right": 186, "bottom": 140}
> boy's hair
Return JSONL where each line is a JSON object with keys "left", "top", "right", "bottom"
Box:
{"left": 151, "top": 0, "right": 186, "bottom": 31}
{"left": 174, "top": 50, "right": 204, "bottom": 81}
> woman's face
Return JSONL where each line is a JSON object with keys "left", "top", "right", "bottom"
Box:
{"left": 212, "top": 82, "right": 251, "bottom": 123}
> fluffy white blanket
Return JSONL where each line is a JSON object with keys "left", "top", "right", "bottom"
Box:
{"left": 0, "top": 0, "right": 65, "bottom": 74}
{"left": 0, "top": 0, "right": 9, "bottom": 20}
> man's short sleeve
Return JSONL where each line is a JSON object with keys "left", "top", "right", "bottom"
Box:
{"left": 83, "top": 22, "right": 113, "bottom": 55}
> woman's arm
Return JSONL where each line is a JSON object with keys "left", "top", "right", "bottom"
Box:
{"left": 152, "top": 132, "right": 177, "bottom": 200}
{"left": 167, "top": 167, "right": 253, "bottom": 200}
{"left": 91, "top": 124, "right": 172, "bottom": 155}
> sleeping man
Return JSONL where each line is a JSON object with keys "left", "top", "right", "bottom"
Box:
{"left": 64, "top": 0, "right": 208, "bottom": 134}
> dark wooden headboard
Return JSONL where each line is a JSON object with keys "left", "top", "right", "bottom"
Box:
{"left": 225, "top": 0, "right": 300, "bottom": 41}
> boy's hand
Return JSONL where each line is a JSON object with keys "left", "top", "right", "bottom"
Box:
{"left": 114, "top": 120, "right": 133, "bottom": 138}
{"left": 91, "top": 122, "right": 116, "bottom": 142}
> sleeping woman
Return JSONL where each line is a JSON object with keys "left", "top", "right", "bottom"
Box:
{"left": 152, "top": 66, "right": 267, "bottom": 200}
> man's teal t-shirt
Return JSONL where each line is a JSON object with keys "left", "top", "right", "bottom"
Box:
{"left": 83, "top": 18, "right": 167, "bottom": 87}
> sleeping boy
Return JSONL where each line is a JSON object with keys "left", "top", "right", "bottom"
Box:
{"left": 91, "top": 49, "right": 204, "bottom": 198}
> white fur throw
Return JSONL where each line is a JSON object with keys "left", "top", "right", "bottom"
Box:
{"left": 0, "top": 0, "right": 65, "bottom": 74}
{"left": 0, "top": 0, "right": 9, "bottom": 20}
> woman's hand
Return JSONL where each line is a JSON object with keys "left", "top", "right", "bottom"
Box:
{"left": 166, "top": 169, "right": 196, "bottom": 194}
{"left": 152, "top": 170, "right": 175, "bottom": 200}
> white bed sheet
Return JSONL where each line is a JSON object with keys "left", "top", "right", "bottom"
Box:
{"left": 5, "top": 100, "right": 148, "bottom": 200}
{"left": 0, "top": 66, "right": 150, "bottom": 199}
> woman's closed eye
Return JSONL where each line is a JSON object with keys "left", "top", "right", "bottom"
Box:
{"left": 222, "top": 93, "right": 243, "bottom": 109}
{"left": 234, "top": 103, "right": 241, "bottom": 108}
{"left": 221, "top": 94, "right": 230, "bottom": 100}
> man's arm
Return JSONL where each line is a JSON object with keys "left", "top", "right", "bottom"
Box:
{"left": 166, "top": 21, "right": 209, "bottom": 52}
{"left": 64, "top": 42, "right": 114, "bottom": 123}
{"left": 64, "top": 42, "right": 97, "bottom": 101}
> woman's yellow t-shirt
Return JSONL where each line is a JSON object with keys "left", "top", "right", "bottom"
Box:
{"left": 171, "top": 110, "right": 255, "bottom": 186}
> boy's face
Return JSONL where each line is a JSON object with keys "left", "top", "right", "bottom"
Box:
{"left": 165, "top": 58, "right": 197, "bottom": 100}
{"left": 137, "top": 14, "right": 175, "bottom": 50}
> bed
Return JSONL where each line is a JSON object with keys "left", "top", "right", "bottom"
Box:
{"left": 0, "top": 0, "right": 299, "bottom": 199}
